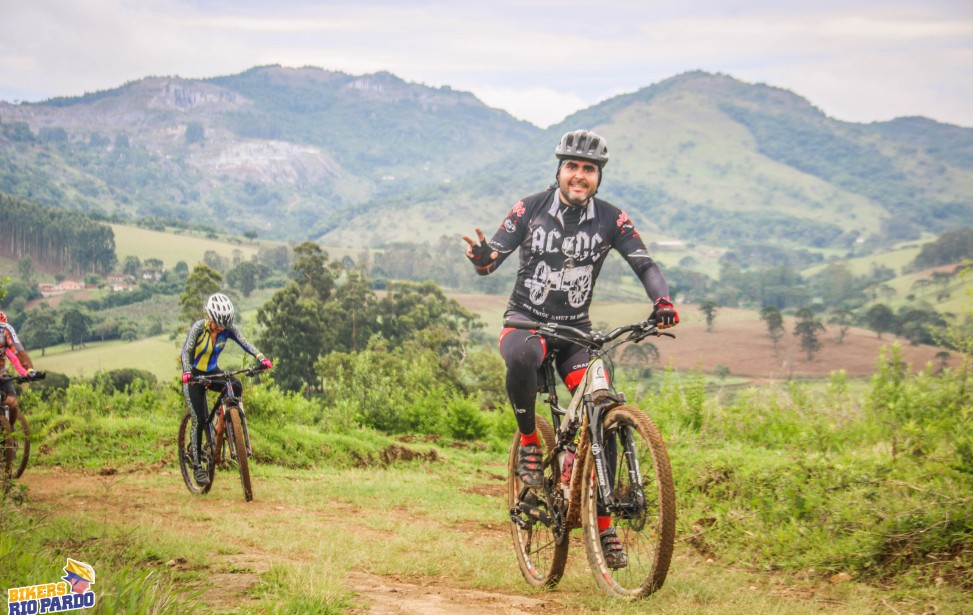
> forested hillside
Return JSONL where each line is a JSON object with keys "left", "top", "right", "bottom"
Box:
{"left": 0, "top": 193, "right": 116, "bottom": 274}
{"left": 0, "top": 66, "right": 537, "bottom": 239}
{"left": 1, "top": 68, "right": 969, "bottom": 257}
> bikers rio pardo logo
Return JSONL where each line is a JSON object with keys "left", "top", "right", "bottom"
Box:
{"left": 6, "top": 559, "right": 96, "bottom": 614}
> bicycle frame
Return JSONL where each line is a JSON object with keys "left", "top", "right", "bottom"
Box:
{"left": 540, "top": 354, "right": 631, "bottom": 514}
{"left": 200, "top": 372, "right": 253, "bottom": 462}
{"left": 522, "top": 319, "right": 669, "bottom": 521}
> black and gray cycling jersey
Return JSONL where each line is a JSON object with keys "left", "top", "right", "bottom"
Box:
{"left": 478, "top": 188, "right": 669, "bottom": 325}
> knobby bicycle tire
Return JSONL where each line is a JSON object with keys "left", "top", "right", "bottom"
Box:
{"left": 227, "top": 405, "right": 252, "bottom": 502}
{"left": 11, "top": 412, "right": 29, "bottom": 479}
{"left": 177, "top": 412, "right": 215, "bottom": 494}
{"left": 508, "top": 415, "right": 569, "bottom": 588}
{"left": 580, "top": 405, "right": 676, "bottom": 599}
{"left": 0, "top": 415, "right": 14, "bottom": 491}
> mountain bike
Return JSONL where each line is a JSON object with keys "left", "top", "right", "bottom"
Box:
{"left": 177, "top": 365, "right": 265, "bottom": 501}
{"left": 1, "top": 371, "right": 46, "bottom": 481}
{"left": 506, "top": 317, "right": 676, "bottom": 599}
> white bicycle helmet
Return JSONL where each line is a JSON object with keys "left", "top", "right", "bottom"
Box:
{"left": 205, "top": 293, "right": 234, "bottom": 327}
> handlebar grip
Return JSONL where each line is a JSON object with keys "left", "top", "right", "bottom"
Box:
{"left": 503, "top": 318, "right": 542, "bottom": 330}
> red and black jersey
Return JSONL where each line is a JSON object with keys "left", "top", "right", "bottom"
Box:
{"left": 479, "top": 188, "right": 669, "bottom": 326}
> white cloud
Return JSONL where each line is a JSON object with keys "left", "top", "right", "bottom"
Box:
{"left": 0, "top": 0, "right": 970, "bottom": 126}
{"left": 470, "top": 86, "right": 590, "bottom": 128}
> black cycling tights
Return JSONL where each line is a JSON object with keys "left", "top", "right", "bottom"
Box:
{"left": 498, "top": 327, "right": 588, "bottom": 436}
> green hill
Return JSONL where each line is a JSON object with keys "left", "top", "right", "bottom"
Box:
{"left": 1, "top": 68, "right": 969, "bottom": 260}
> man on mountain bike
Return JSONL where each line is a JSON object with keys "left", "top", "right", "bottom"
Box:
{"left": 0, "top": 310, "right": 37, "bottom": 432}
{"left": 463, "top": 129, "right": 679, "bottom": 569}
{"left": 180, "top": 293, "right": 272, "bottom": 486}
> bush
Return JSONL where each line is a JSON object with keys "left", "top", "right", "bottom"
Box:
{"left": 28, "top": 370, "right": 71, "bottom": 400}
{"left": 92, "top": 368, "right": 158, "bottom": 393}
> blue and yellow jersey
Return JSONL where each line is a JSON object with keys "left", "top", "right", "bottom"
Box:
{"left": 180, "top": 319, "right": 265, "bottom": 373}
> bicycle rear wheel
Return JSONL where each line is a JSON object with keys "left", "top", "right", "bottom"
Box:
{"left": 580, "top": 405, "right": 675, "bottom": 599}
{"left": 10, "top": 412, "right": 29, "bottom": 479}
{"left": 508, "top": 415, "right": 568, "bottom": 588}
{"left": 177, "top": 412, "right": 215, "bottom": 494}
{"left": 0, "top": 415, "right": 13, "bottom": 492}
{"left": 226, "top": 405, "right": 252, "bottom": 502}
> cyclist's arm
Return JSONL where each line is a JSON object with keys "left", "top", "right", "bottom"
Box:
{"left": 180, "top": 319, "right": 206, "bottom": 373}
{"left": 471, "top": 198, "right": 534, "bottom": 275}
{"left": 612, "top": 212, "right": 670, "bottom": 302}
{"left": 6, "top": 347, "right": 28, "bottom": 376}
{"left": 13, "top": 348, "right": 33, "bottom": 373}
{"left": 2, "top": 327, "right": 33, "bottom": 373}
{"left": 226, "top": 325, "right": 267, "bottom": 363}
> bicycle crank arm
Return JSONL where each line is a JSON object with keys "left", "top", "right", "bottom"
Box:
{"left": 511, "top": 502, "right": 554, "bottom": 527}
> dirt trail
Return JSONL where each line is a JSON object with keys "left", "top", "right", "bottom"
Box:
{"left": 20, "top": 469, "right": 562, "bottom": 614}
{"left": 18, "top": 467, "right": 954, "bottom": 614}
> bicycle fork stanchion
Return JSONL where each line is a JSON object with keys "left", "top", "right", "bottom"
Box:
{"left": 618, "top": 426, "right": 647, "bottom": 521}
{"left": 586, "top": 396, "right": 618, "bottom": 510}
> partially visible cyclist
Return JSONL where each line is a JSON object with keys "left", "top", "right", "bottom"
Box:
{"left": 463, "top": 129, "right": 679, "bottom": 569}
{"left": 0, "top": 310, "right": 37, "bottom": 430}
{"left": 180, "top": 293, "right": 272, "bottom": 486}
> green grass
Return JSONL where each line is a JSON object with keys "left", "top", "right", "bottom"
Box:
{"left": 36, "top": 336, "right": 183, "bottom": 380}
{"left": 110, "top": 224, "right": 271, "bottom": 270}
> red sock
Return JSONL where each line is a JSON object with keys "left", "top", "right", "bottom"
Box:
{"left": 520, "top": 431, "right": 540, "bottom": 446}
{"left": 598, "top": 516, "right": 612, "bottom": 532}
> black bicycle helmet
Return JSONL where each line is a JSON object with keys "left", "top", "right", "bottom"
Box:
{"left": 555, "top": 129, "right": 609, "bottom": 167}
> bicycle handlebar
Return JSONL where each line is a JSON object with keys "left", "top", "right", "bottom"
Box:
{"left": 502, "top": 318, "right": 673, "bottom": 350}
{"left": 0, "top": 371, "right": 46, "bottom": 384}
{"left": 187, "top": 365, "right": 267, "bottom": 385}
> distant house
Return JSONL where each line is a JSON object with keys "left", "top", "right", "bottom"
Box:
{"left": 39, "top": 280, "right": 85, "bottom": 297}
{"left": 107, "top": 273, "right": 134, "bottom": 285}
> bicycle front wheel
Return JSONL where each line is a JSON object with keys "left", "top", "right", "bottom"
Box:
{"left": 227, "top": 405, "right": 252, "bottom": 502}
{"left": 580, "top": 405, "right": 676, "bottom": 599}
{"left": 177, "top": 412, "right": 214, "bottom": 494}
{"left": 508, "top": 415, "right": 568, "bottom": 588}
{"left": 9, "top": 413, "right": 29, "bottom": 479}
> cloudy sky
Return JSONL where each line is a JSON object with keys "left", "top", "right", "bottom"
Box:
{"left": 1, "top": 0, "right": 971, "bottom": 128}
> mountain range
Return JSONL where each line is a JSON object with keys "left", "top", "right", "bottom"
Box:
{"left": 1, "top": 66, "right": 970, "bottom": 260}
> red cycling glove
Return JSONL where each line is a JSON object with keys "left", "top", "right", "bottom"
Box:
{"left": 652, "top": 298, "right": 680, "bottom": 329}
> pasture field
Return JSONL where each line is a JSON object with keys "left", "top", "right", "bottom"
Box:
{"left": 33, "top": 297, "right": 951, "bottom": 384}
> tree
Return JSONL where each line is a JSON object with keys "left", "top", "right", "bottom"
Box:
{"left": 760, "top": 305, "right": 786, "bottom": 353}
{"left": 20, "top": 306, "right": 59, "bottom": 356}
{"left": 256, "top": 283, "right": 326, "bottom": 393}
{"left": 173, "top": 261, "right": 190, "bottom": 279}
{"left": 16, "top": 256, "right": 33, "bottom": 284}
{"left": 122, "top": 255, "right": 141, "bottom": 277}
{"left": 699, "top": 299, "right": 719, "bottom": 332}
{"left": 793, "top": 307, "right": 825, "bottom": 361}
{"left": 226, "top": 261, "right": 266, "bottom": 298}
{"left": 179, "top": 264, "right": 223, "bottom": 325}
{"left": 203, "top": 250, "right": 227, "bottom": 273}
{"left": 865, "top": 304, "right": 895, "bottom": 339}
{"left": 320, "top": 267, "right": 377, "bottom": 352}
{"left": 827, "top": 308, "right": 855, "bottom": 344}
{"left": 61, "top": 305, "right": 93, "bottom": 350}
{"left": 291, "top": 242, "right": 335, "bottom": 301}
